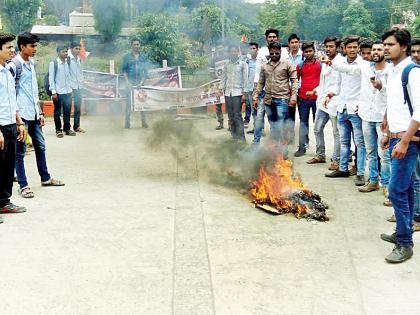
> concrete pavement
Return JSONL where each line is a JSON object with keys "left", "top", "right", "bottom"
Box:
{"left": 0, "top": 114, "right": 419, "bottom": 315}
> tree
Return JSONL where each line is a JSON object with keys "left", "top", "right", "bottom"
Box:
{"left": 258, "top": 0, "right": 303, "bottom": 41}
{"left": 92, "top": 0, "right": 125, "bottom": 42}
{"left": 2, "top": 0, "right": 41, "bottom": 34}
{"left": 340, "top": 0, "right": 377, "bottom": 38}
{"left": 191, "top": 3, "right": 223, "bottom": 47}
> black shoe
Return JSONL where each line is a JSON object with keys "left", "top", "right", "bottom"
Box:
{"left": 354, "top": 175, "right": 365, "bottom": 186}
{"left": 380, "top": 232, "right": 397, "bottom": 244}
{"left": 385, "top": 244, "right": 413, "bottom": 263}
{"left": 325, "top": 170, "right": 350, "bottom": 178}
{"left": 64, "top": 130, "right": 76, "bottom": 136}
{"left": 246, "top": 129, "right": 254, "bottom": 134}
{"left": 294, "top": 149, "right": 306, "bottom": 157}
{"left": 215, "top": 125, "right": 224, "bottom": 130}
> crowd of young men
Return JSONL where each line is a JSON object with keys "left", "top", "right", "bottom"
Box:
{"left": 219, "top": 27, "right": 419, "bottom": 264}
{"left": 0, "top": 32, "right": 89, "bottom": 223}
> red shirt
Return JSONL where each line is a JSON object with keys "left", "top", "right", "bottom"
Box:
{"left": 297, "top": 60, "right": 321, "bottom": 100}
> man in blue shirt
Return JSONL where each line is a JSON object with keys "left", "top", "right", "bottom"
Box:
{"left": 0, "top": 33, "right": 27, "bottom": 220}
{"left": 122, "top": 38, "right": 149, "bottom": 129}
{"left": 69, "top": 41, "right": 85, "bottom": 133}
{"left": 49, "top": 45, "right": 74, "bottom": 137}
{"left": 9, "top": 33, "right": 64, "bottom": 198}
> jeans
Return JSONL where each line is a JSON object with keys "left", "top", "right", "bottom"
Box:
{"left": 288, "top": 105, "right": 296, "bottom": 144}
{"left": 0, "top": 124, "right": 16, "bottom": 207}
{"left": 73, "top": 89, "right": 82, "bottom": 130}
{"left": 388, "top": 138, "right": 420, "bottom": 247}
{"left": 265, "top": 98, "right": 290, "bottom": 156}
{"left": 125, "top": 89, "right": 147, "bottom": 128}
{"left": 53, "top": 93, "right": 72, "bottom": 132}
{"left": 215, "top": 103, "right": 224, "bottom": 125}
{"left": 413, "top": 155, "right": 420, "bottom": 221}
{"left": 298, "top": 99, "right": 316, "bottom": 151}
{"left": 244, "top": 91, "right": 252, "bottom": 123}
{"left": 362, "top": 120, "right": 391, "bottom": 186}
{"left": 252, "top": 94, "right": 266, "bottom": 144}
{"left": 313, "top": 109, "right": 340, "bottom": 161}
{"left": 225, "top": 95, "right": 245, "bottom": 141}
{"left": 15, "top": 120, "right": 51, "bottom": 189}
{"left": 337, "top": 109, "right": 366, "bottom": 175}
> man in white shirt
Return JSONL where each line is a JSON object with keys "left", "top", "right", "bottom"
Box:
{"left": 306, "top": 36, "right": 341, "bottom": 171}
{"left": 380, "top": 28, "right": 420, "bottom": 264}
{"left": 69, "top": 42, "right": 85, "bottom": 133}
{"left": 325, "top": 36, "right": 367, "bottom": 187}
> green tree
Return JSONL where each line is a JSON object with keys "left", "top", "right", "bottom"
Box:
{"left": 340, "top": 0, "right": 377, "bottom": 38}
{"left": 258, "top": 0, "right": 303, "bottom": 41}
{"left": 2, "top": 0, "right": 41, "bottom": 34}
{"left": 191, "top": 3, "right": 223, "bottom": 47}
{"left": 92, "top": 0, "right": 125, "bottom": 42}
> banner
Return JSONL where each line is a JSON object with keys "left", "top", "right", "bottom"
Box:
{"left": 82, "top": 70, "right": 120, "bottom": 99}
{"left": 143, "top": 66, "right": 182, "bottom": 88}
{"left": 133, "top": 79, "right": 225, "bottom": 112}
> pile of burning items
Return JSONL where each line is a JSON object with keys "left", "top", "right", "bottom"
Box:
{"left": 249, "top": 154, "right": 329, "bottom": 222}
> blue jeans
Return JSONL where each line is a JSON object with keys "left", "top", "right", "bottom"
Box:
{"left": 53, "top": 93, "right": 72, "bottom": 132}
{"left": 73, "top": 89, "right": 82, "bottom": 130}
{"left": 388, "top": 138, "right": 420, "bottom": 247}
{"left": 362, "top": 120, "right": 391, "bottom": 186}
{"left": 0, "top": 124, "right": 16, "bottom": 207}
{"left": 413, "top": 155, "right": 420, "bottom": 221}
{"left": 338, "top": 109, "right": 366, "bottom": 175}
{"left": 298, "top": 99, "right": 316, "bottom": 151}
{"left": 16, "top": 120, "right": 51, "bottom": 189}
{"left": 313, "top": 109, "right": 340, "bottom": 161}
{"left": 265, "top": 98, "right": 290, "bottom": 156}
{"left": 244, "top": 91, "right": 252, "bottom": 123}
{"left": 252, "top": 92, "right": 266, "bottom": 144}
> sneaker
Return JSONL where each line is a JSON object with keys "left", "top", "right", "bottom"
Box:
{"left": 0, "top": 203, "right": 26, "bottom": 214}
{"left": 354, "top": 175, "right": 365, "bottom": 186}
{"left": 64, "top": 130, "right": 76, "bottom": 136}
{"left": 413, "top": 221, "right": 420, "bottom": 232}
{"left": 380, "top": 232, "right": 397, "bottom": 244}
{"left": 215, "top": 124, "right": 224, "bottom": 130}
{"left": 387, "top": 214, "right": 396, "bottom": 222}
{"left": 307, "top": 156, "right": 326, "bottom": 164}
{"left": 385, "top": 244, "right": 413, "bottom": 264}
{"left": 358, "top": 181, "right": 379, "bottom": 192}
{"left": 349, "top": 165, "right": 357, "bottom": 176}
{"left": 56, "top": 131, "right": 64, "bottom": 138}
{"left": 328, "top": 161, "right": 339, "bottom": 171}
{"left": 74, "top": 127, "right": 86, "bottom": 133}
{"left": 294, "top": 149, "right": 306, "bottom": 157}
{"left": 325, "top": 170, "right": 350, "bottom": 178}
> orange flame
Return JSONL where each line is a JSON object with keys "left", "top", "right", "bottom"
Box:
{"left": 250, "top": 155, "right": 310, "bottom": 215}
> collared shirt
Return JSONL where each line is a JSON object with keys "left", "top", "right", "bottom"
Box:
{"left": 387, "top": 57, "right": 420, "bottom": 133}
{"left": 122, "top": 52, "right": 148, "bottom": 85}
{"left": 0, "top": 64, "right": 18, "bottom": 126}
{"left": 289, "top": 49, "right": 303, "bottom": 68}
{"left": 49, "top": 58, "right": 72, "bottom": 95}
{"left": 254, "top": 46, "right": 289, "bottom": 83}
{"left": 332, "top": 58, "right": 390, "bottom": 122}
{"left": 69, "top": 53, "right": 83, "bottom": 90}
{"left": 8, "top": 55, "right": 40, "bottom": 121}
{"left": 221, "top": 58, "right": 248, "bottom": 97}
{"left": 314, "top": 55, "right": 342, "bottom": 117}
{"left": 247, "top": 57, "right": 257, "bottom": 92}
{"left": 253, "top": 59, "right": 298, "bottom": 105}
{"left": 335, "top": 55, "right": 363, "bottom": 114}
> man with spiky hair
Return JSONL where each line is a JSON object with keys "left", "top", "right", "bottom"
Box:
{"left": 0, "top": 33, "right": 27, "bottom": 222}
{"left": 380, "top": 28, "right": 420, "bottom": 264}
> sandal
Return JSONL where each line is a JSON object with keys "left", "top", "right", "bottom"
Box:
{"left": 56, "top": 131, "right": 64, "bottom": 138}
{"left": 41, "top": 178, "right": 65, "bottom": 186}
{"left": 18, "top": 186, "right": 35, "bottom": 198}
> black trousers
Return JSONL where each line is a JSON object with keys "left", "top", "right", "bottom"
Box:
{"left": 0, "top": 124, "right": 16, "bottom": 207}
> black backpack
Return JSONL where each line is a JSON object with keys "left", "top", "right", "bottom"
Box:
{"left": 401, "top": 63, "right": 420, "bottom": 137}
{"left": 44, "top": 57, "right": 70, "bottom": 96}
{"left": 7, "top": 58, "right": 23, "bottom": 95}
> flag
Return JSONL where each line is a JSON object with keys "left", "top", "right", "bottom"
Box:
{"left": 241, "top": 35, "right": 247, "bottom": 43}
{"left": 80, "top": 38, "right": 87, "bottom": 61}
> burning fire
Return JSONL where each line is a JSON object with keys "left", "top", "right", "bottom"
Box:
{"left": 250, "top": 155, "right": 328, "bottom": 220}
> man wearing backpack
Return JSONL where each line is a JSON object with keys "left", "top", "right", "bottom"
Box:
{"left": 380, "top": 28, "right": 420, "bottom": 264}
{"left": 9, "top": 33, "right": 64, "bottom": 199}
{"left": 48, "top": 45, "right": 74, "bottom": 138}
{"left": 294, "top": 41, "right": 321, "bottom": 157}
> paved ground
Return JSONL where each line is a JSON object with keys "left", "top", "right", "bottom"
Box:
{"left": 1, "top": 113, "right": 420, "bottom": 315}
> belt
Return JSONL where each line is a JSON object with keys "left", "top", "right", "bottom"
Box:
{"left": 390, "top": 132, "right": 420, "bottom": 142}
